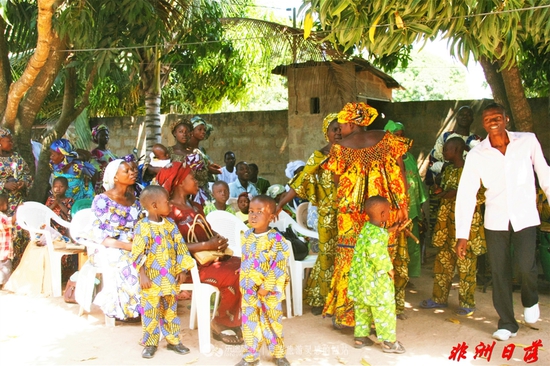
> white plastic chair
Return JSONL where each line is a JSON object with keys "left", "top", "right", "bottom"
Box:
{"left": 270, "top": 210, "right": 318, "bottom": 316}
{"left": 16, "top": 201, "right": 85, "bottom": 297}
{"left": 180, "top": 259, "right": 220, "bottom": 354}
{"left": 70, "top": 208, "right": 116, "bottom": 326}
{"left": 206, "top": 210, "right": 248, "bottom": 257}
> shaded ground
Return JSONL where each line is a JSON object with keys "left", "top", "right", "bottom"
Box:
{"left": 1, "top": 248, "right": 549, "bottom": 366}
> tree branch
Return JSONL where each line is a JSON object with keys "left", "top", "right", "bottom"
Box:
{"left": 2, "top": 0, "right": 57, "bottom": 131}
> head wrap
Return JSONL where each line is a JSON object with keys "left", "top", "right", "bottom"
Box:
{"left": 190, "top": 116, "right": 206, "bottom": 130}
{"left": 384, "top": 120, "right": 404, "bottom": 133}
{"left": 266, "top": 184, "right": 286, "bottom": 199}
{"left": 204, "top": 123, "right": 214, "bottom": 140}
{"left": 156, "top": 162, "right": 192, "bottom": 195}
{"left": 91, "top": 124, "right": 108, "bottom": 144}
{"left": 50, "top": 139, "right": 77, "bottom": 157}
{"left": 170, "top": 118, "right": 191, "bottom": 135}
{"left": 0, "top": 127, "right": 12, "bottom": 139}
{"left": 238, "top": 192, "right": 251, "bottom": 201}
{"left": 102, "top": 159, "right": 125, "bottom": 191}
{"left": 323, "top": 113, "right": 339, "bottom": 142}
{"left": 337, "top": 102, "right": 378, "bottom": 127}
{"left": 285, "top": 160, "right": 306, "bottom": 179}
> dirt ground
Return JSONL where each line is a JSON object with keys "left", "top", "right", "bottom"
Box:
{"left": 1, "top": 249, "right": 549, "bottom": 366}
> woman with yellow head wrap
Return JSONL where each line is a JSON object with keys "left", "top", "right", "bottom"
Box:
{"left": 275, "top": 113, "right": 341, "bottom": 315}
{"left": 322, "top": 102, "right": 411, "bottom": 330}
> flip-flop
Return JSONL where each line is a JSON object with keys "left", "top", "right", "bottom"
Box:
{"left": 420, "top": 299, "right": 448, "bottom": 309}
{"left": 212, "top": 329, "right": 244, "bottom": 345}
{"left": 354, "top": 337, "right": 374, "bottom": 349}
{"left": 455, "top": 307, "right": 475, "bottom": 316}
{"left": 382, "top": 341, "right": 406, "bottom": 354}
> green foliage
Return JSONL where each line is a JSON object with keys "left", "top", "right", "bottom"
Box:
{"left": 304, "top": 0, "right": 550, "bottom": 97}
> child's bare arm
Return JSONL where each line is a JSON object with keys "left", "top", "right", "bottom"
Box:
{"left": 139, "top": 266, "right": 152, "bottom": 289}
{"left": 56, "top": 200, "right": 70, "bottom": 217}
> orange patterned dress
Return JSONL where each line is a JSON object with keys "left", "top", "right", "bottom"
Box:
{"left": 322, "top": 131, "right": 409, "bottom": 327}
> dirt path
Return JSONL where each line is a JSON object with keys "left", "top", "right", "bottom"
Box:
{"left": 1, "top": 252, "right": 549, "bottom": 365}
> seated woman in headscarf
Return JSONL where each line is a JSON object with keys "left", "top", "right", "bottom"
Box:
{"left": 157, "top": 160, "right": 243, "bottom": 345}
{"left": 90, "top": 124, "right": 117, "bottom": 194}
{"left": 87, "top": 159, "right": 143, "bottom": 321}
{"left": 0, "top": 127, "right": 32, "bottom": 216}
{"left": 49, "top": 139, "right": 96, "bottom": 200}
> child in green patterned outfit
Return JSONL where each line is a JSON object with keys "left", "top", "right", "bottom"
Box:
{"left": 348, "top": 195, "right": 406, "bottom": 354}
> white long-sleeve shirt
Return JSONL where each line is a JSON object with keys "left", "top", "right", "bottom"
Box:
{"left": 455, "top": 131, "right": 550, "bottom": 239}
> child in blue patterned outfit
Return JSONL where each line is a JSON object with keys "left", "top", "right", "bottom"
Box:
{"left": 131, "top": 185, "right": 195, "bottom": 359}
{"left": 237, "top": 195, "right": 290, "bottom": 366}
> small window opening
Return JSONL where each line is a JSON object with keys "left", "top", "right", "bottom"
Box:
{"left": 310, "top": 97, "right": 320, "bottom": 114}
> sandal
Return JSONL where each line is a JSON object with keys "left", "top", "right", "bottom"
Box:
{"left": 212, "top": 329, "right": 244, "bottom": 345}
{"left": 382, "top": 341, "right": 406, "bottom": 354}
{"left": 354, "top": 337, "right": 374, "bottom": 349}
{"left": 420, "top": 299, "right": 448, "bottom": 309}
{"left": 455, "top": 307, "right": 475, "bottom": 316}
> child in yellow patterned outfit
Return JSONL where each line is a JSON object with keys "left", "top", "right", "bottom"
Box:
{"left": 237, "top": 195, "right": 290, "bottom": 366}
{"left": 131, "top": 185, "right": 195, "bottom": 359}
{"left": 420, "top": 137, "right": 486, "bottom": 315}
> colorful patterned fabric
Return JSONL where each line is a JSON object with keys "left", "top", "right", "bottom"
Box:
{"left": 337, "top": 102, "right": 378, "bottom": 127}
{"left": 89, "top": 194, "right": 143, "bottom": 320}
{"left": 203, "top": 201, "right": 236, "bottom": 216}
{"left": 322, "top": 132, "right": 409, "bottom": 327}
{"left": 348, "top": 222, "right": 394, "bottom": 305}
{"left": 45, "top": 195, "right": 76, "bottom": 281}
{"left": 355, "top": 303, "right": 397, "bottom": 342}
{"left": 289, "top": 150, "right": 337, "bottom": 307}
{"left": 166, "top": 146, "right": 211, "bottom": 201}
{"left": 91, "top": 124, "right": 108, "bottom": 144}
{"left": 131, "top": 217, "right": 194, "bottom": 347}
{"left": 170, "top": 204, "right": 242, "bottom": 328}
{"left": 131, "top": 217, "right": 194, "bottom": 297}
{"left": 402, "top": 151, "right": 428, "bottom": 277}
{"left": 349, "top": 222, "right": 396, "bottom": 342}
{"left": 91, "top": 148, "right": 117, "bottom": 194}
{"left": 0, "top": 153, "right": 33, "bottom": 215}
{"left": 432, "top": 165, "right": 486, "bottom": 256}
{"left": 432, "top": 247, "right": 478, "bottom": 308}
{"left": 140, "top": 293, "right": 180, "bottom": 346}
{"left": 0, "top": 212, "right": 13, "bottom": 261}
{"left": 50, "top": 149, "right": 95, "bottom": 201}
{"left": 240, "top": 229, "right": 290, "bottom": 362}
{"left": 323, "top": 113, "right": 338, "bottom": 142}
{"left": 431, "top": 164, "right": 486, "bottom": 308}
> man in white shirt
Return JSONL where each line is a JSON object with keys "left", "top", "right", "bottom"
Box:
{"left": 218, "top": 151, "right": 237, "bottom": 184}
{"left": 229, "top": 161, "right": 258, "bottom": 198}
{"left": 455, "top": 103, "right": 550, "bottom": 341}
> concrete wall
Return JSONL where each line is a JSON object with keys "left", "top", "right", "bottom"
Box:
{"left": 97, "top": 111, "right": 289, "bottom": 185}
{"left": 92, "top": 98, "right": 550, "bottom": 185}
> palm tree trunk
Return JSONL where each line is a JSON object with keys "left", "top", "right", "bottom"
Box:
{"left": 144, "top": 49, "right": 162, "bottom": 151}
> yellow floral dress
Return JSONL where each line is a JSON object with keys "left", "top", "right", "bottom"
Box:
{"left": 322, "top": 132, "right": 409, "bottom": 327}
{"left": 289, "top": 150, "right": 337, "bottom": 308}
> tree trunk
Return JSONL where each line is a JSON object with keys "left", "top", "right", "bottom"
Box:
{"left": 0, "top": 18, "right": 12, "bottom": 120}
{"left": 500, "top": 63, "right": 533, "bottom": 132}
{"left": 28, "top": 65, "right": 96, "bottom": 201}
{"left": 143, "top": 50, "right": 162, "bottom": 151}
{"left": 2, "top": 0, "right": 57, "bottom": 131}
{"left": 479, "top": 57, "right": 514, "bottom": 130}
